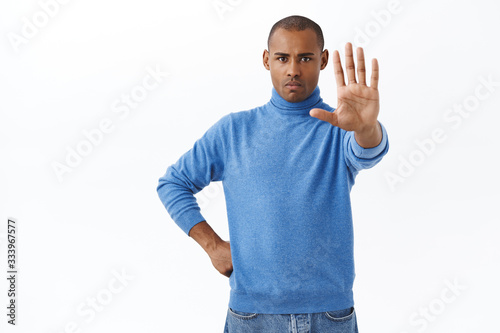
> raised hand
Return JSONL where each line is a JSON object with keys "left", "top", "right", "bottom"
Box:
{"left": 309, "top": 42, "right": 382, "bottom": 148}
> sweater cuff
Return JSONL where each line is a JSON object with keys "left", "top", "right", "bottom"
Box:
{"left": 349, "top": 121, "right": 388, "bottom": 159}
{"left": 175, "top": 208, "right": 207, "bottom": 236}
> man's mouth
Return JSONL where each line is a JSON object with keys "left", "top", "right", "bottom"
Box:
{"left": 286, "top": 81, "right": 302, "bottom": 88}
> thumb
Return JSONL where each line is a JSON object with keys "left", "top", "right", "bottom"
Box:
{"left": 309, "top": 108, "right": 338, "bottom": 127}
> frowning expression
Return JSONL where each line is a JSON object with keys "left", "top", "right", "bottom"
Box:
{"left": 263, "top": 28, "right": 329, "bottom": 103}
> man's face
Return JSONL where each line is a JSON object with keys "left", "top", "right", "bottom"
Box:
{"left": 263, "top": 28, "right": 329, "bottom": 103}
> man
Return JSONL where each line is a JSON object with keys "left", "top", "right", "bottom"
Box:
{"left": 157, "top": 15, "right": 389, "bottom": 332}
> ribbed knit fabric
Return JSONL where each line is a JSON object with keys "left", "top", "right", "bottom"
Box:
{"left": 157, "top": 85, "right": 389, "bottom": 314}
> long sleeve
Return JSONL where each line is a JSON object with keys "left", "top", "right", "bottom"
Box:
{"left": 157, "top": 114, "right": 230, "bottom": 236}
{"left": 343, "top": 120, "right": 389, "bottom": 172}
{"left": 157, "top": 86, "right": 390, "bottom": 314}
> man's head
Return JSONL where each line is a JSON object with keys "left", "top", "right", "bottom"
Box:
{"left": 263, "top": 15, "right": 329, "bottom": 103}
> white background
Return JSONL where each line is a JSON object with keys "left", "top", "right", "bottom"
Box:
{"left": 1, "top": 0, "right": 499, "bottom": 332}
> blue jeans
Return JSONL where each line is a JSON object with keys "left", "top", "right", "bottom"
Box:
{"left": 224, "top": 306, "right": 358, "bottom": 333}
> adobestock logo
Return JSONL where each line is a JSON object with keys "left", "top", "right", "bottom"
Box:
{"left": 54, "top": 268, "right": 134, "bottom": 333}
{"left": 338, "top": 0, "right": 403, "bottom": 51}
{"left": 399, "top": 277, "right": 467, "bottom": 333}
{"left": 6, "top": 0, "right": 72, "bottom": 53}
{"left": 212, "top": 0, "right": 243, "bottom": 21}
{"left": 385, "top": 74, "right": 498, "bottom": 192}
{"left": 51, "top": 64, "right": 169, "bottom": 183}
{"left": 196, "top": 182, "right": 224, "bottom": 211}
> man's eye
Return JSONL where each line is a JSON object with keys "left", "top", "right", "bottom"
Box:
{"left": 301, "top": 57, "right": 311, "bottom": 62}
{"left": 278, "top": 57, "right": 287, "bottom": 62}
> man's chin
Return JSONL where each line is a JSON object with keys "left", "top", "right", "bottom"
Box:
{"left": 283, "top": 91, "right": 306, "bottom": 103}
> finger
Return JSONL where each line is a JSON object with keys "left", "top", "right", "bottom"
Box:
{"left": 370, "top": 58, "right": 379, "bottom": 89}
{"left": 345, "top": 42, "right": 356, "bottom": 84}
{"left": 356, "top": 47, "right": 366, "bottom": 85}
{"left": 332, "top": 50, "right": 345, "bottom": 87}
{"left": 309, "top": 108, "right": 338, "bottom": 127}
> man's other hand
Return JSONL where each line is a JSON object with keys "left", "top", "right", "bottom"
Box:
{"left": 208, "top": 239, "right": 233, "bottom": 278}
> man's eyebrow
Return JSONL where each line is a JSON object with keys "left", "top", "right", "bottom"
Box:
{"left": 273, "top": 52, "right": 315, "bottom": 57}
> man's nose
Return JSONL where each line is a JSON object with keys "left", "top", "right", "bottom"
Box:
{"left": 287, "top": 59, "right": 300, "bottom": 77}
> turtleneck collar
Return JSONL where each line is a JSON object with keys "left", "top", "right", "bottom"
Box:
{"left": 269, "top": 85, "right": 323, "bottom": 115}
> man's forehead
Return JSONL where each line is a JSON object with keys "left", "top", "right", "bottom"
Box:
{"left": 269, "top": 28, "right": 320, "bottom": 52}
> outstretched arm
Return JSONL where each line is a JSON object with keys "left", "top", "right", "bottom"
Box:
{"left": 309, "top": 42, "right": 382, "bottom": 148}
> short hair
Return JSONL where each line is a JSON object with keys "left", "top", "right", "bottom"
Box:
{"left": 267, "top": 15, "right": 324, "bottom": 52}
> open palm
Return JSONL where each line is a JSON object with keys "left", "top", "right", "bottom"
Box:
{"left": 310, "top": 43, "right": 380, "bottom": 133}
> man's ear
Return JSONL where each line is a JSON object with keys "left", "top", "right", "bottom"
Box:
{"left": 320, "top": 49, "right": 329, "bottom": 70}
{"left": 263, "top": 49, "right": 270, "bottom": 70}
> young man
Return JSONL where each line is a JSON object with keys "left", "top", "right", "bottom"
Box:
{"left": 157, "top": 15, "right": 389, "bottom": 332}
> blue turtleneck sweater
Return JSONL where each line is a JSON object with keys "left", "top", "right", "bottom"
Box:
{"left": 157, "top": 86, "right": 389, "bottom": 314}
